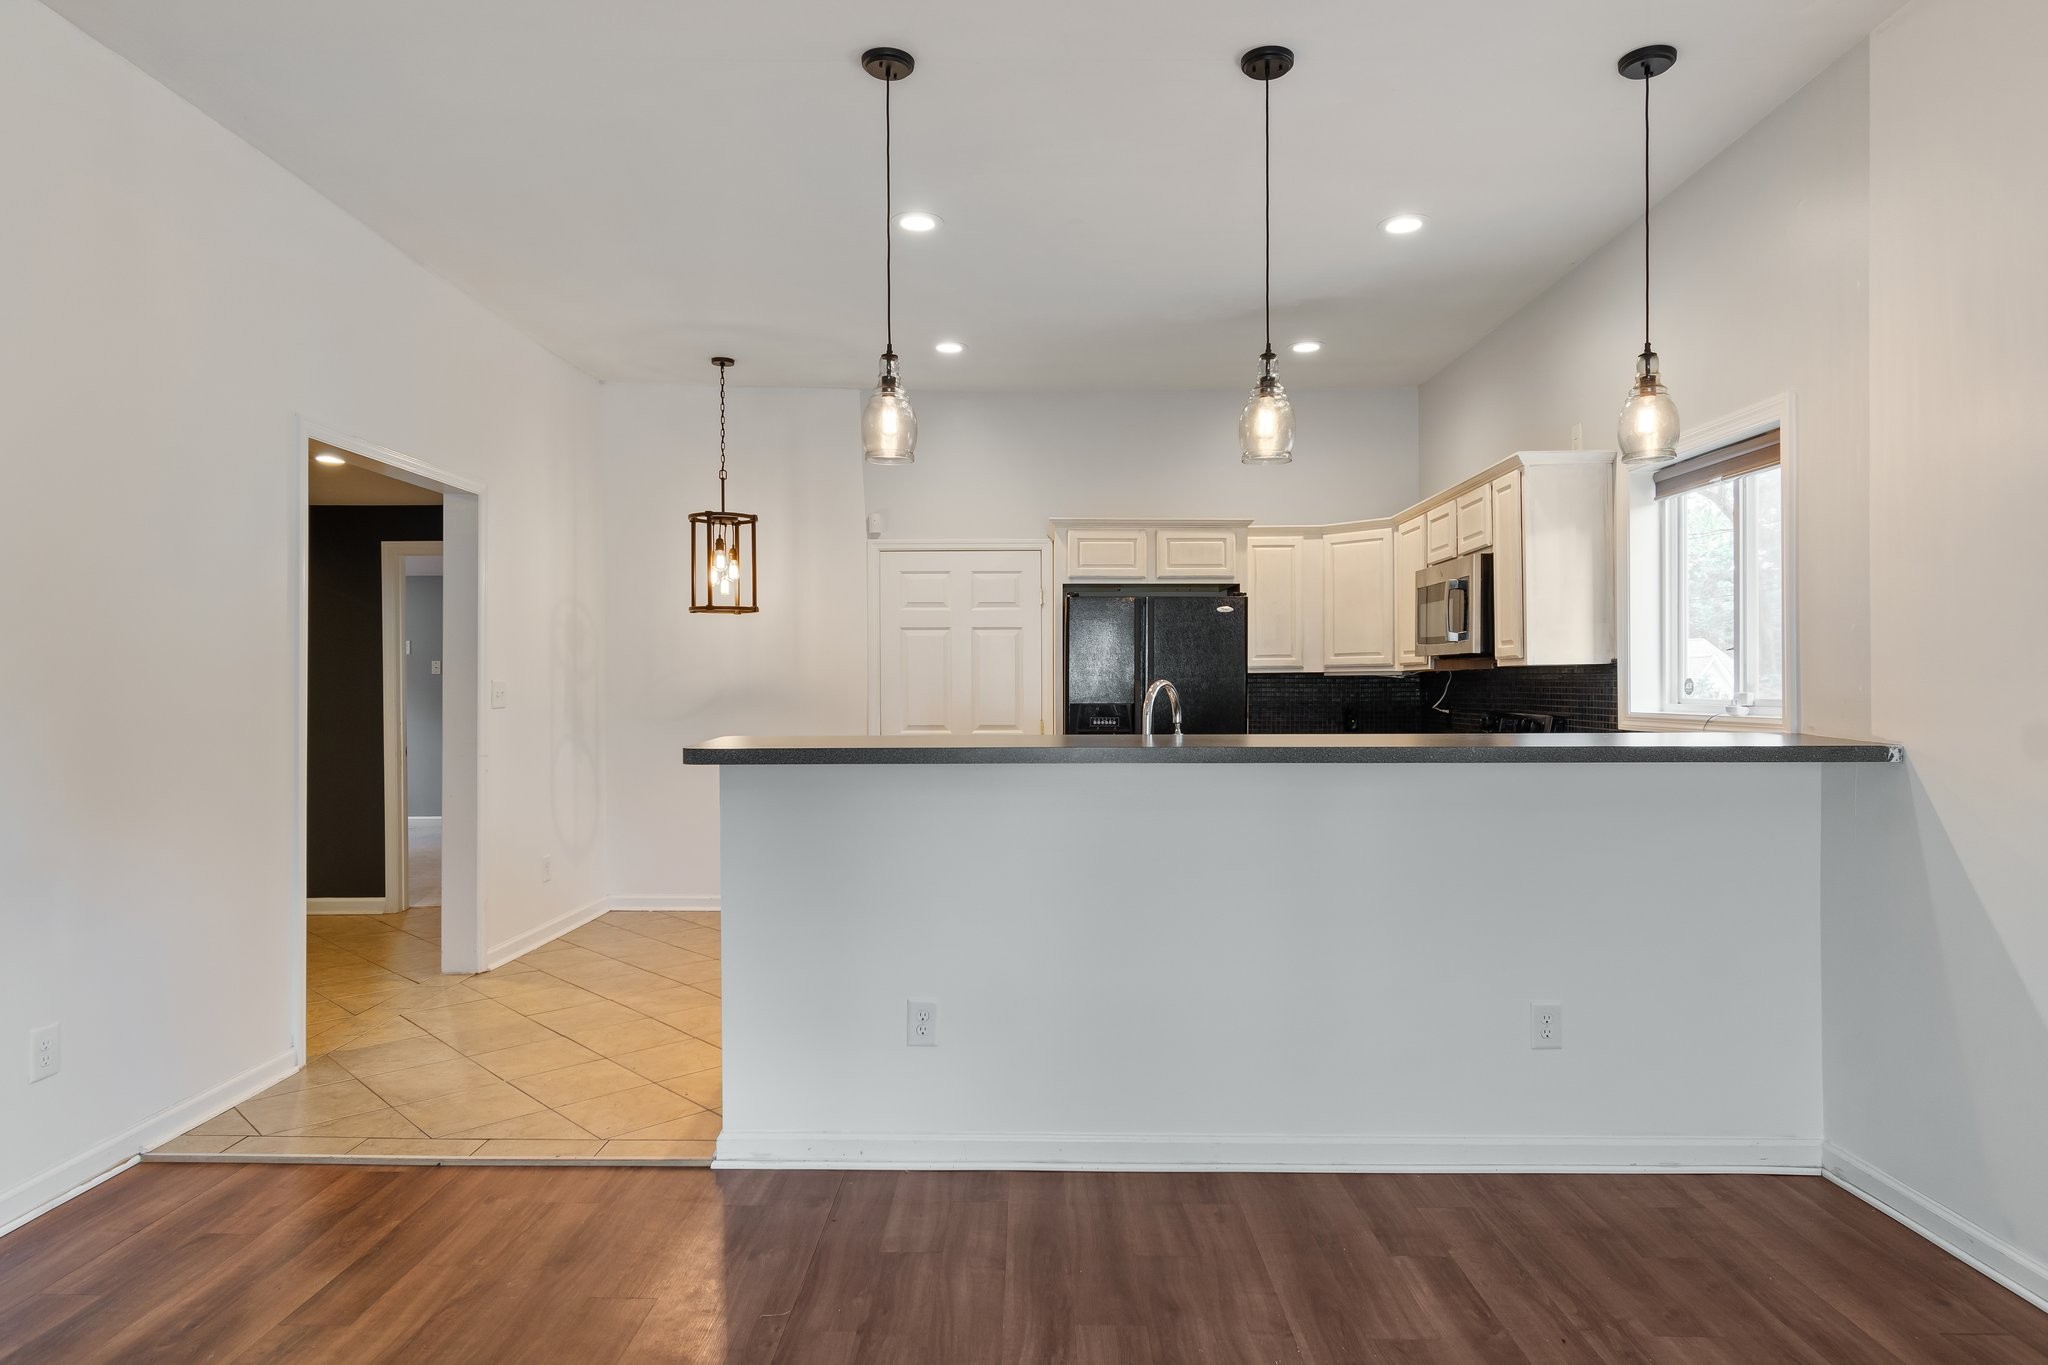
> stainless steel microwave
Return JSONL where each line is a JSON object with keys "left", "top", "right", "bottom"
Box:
{"left": 1417, "top": 553, "right": 1492, "bottom": 658}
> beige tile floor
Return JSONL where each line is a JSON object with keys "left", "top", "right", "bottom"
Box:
{"left": 150, "top": 909, "right": 721, "bottom": 1163}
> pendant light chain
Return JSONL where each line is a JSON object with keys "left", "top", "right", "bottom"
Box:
{"left": 716, "top": 359, "right": 729, "bottom": 514}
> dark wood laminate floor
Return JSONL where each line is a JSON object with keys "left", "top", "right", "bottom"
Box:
{"left": 3, "top": 1164, "right": 2044, "bottom": 1363}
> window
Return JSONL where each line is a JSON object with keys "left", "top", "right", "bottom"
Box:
{"left": 1655, "top": 431, "right": 1783, "bottom": 719}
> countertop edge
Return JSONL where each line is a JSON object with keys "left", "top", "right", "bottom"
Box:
{"left": 684, "top": 735, "right": 1903, "bottom": 767}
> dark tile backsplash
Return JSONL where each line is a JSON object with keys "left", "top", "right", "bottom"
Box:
{"left": 1248, "top": 663, "right": 1618, "bottom": 734}
{"left": 1419, "top": 663, "right": 1620, "bottom": 733}
{"left": 1247, "top": 674, "right": 1429, "bottom": 733}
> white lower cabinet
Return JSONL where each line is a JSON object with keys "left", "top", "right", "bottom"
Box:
{"left": 1394, "top": 514, "right": 1428, "bottom": 670}
{"left": 1246, "top": 535, "right": 1310, "bottom": 670}
{"left": 1322, "top": 527, "right": 1395, "bottom": 671}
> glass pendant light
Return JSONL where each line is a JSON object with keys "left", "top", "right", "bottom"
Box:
{"left": 688, "top": 357, "right": 759, "bottom": 614}
{"left": 1617, "top": 44, "right": 1681, "bottom": 467}
{"left": 1239, "top": 45, "right": 1296, "bottom": 465}
{"left": 861, "top": 47, "right": 918, "bottom": 465}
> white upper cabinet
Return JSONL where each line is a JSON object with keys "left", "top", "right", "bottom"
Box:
{"left": 1509, "top": 452, "right": 1614, "bottom": 666}
{"left": 1065, "top": 528, "right": 1149, "bottom": 579}
{"left": 1051, "top": 521, "right": 1250, "bottom": 585}
{"left": 1455, "top": 484, "right": 1493, "bottom": 554}
{"left": 1245, "top": 535, "right": 1309, "bottom": 671}
{"left": 1323, "top": 526, "right": 1396, "bottom": 672}
{"left": 1394, "top": 514, "right": 1428, "bottom": 670}
{"left": 1154, "top": 528, "right": 1236, "bottom": 580}
{"left": 1425, "top": 501, "right": 1457, "bottom": 564}
{"left": 1490, "top": 469, "right": 1525, "bottom": 662}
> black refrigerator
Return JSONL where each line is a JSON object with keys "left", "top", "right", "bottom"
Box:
{"left": 1064, "top": 587, "right": 1249, "bottom": 734}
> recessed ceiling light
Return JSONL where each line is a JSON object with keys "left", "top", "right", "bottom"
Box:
{"left": 313, "top": 451, "right": 346, "bottom": 466}
{"left": 1381, "top": 214, "right": 1427, "bottom": 236}
{"left": 894, "top": 211, "right": 940, "bottom": 232}
{"left": 1290, "top": 341, "right": 1321, "bottom": 354}
{"left": 934, "top": 341, "right": 964, "bottom": 354}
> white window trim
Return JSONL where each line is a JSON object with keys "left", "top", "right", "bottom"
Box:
{"left": 1616, "top": 393, "right": 1800, "bottom": 734}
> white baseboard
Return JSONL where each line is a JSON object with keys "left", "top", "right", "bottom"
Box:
{"left": 306, "top": 896, "right": 393, "bottom": 915}
{"left": 0, "top": 1048, "right": 298, "bottom": 1239}
{"left": 483, "top": 896, "right": 610, "bottom": 970}
{"left": 1823, "top": 1143, "right": 2048, "bottom": 1313}
{"left": 604, "top": 894, "right": 720, "bottom": 912}
{"left": 712, "top": 1131, "right": 1822, "bottom": 1174}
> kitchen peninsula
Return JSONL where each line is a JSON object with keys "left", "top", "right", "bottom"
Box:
{"left": 690, "top": 733, "right": 1896, "bottom": 1172}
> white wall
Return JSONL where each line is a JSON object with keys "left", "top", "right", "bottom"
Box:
{"left": 719, "top": 762, "right": 1825, "bottom": 1168}
{"left": 865, "top": 387, "right": 1420, "bottom": 540}
{"left": 1822, "top": 0, "right": 2048, "bottom": 1300}
{"left": 600, "top": 383, "right": 1422, "bottom": 905}
{"left": 598, "top": 384, "right": 869, "bottom": 905}
{"left": 1418, "top": 48, "right": 1872, "bottom": 739}
{"left": 0, "top": 0, "right": 605, "bottom": 1228}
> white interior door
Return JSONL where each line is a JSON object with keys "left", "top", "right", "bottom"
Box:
{"left": 877, "top": 549, "right": 1044, "bottom": 735}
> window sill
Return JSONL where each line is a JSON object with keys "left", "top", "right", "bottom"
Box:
{"left": 1622, "top": 711, "right": 1786, "bottom": 734}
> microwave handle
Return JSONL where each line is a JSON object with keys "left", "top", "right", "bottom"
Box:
{"left": 1445, "top": 577, "right": 1468, "bottom": 642}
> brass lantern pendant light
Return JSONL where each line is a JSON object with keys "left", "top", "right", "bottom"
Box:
{"left": 689, "top": 356, "right": 759, "bottom": 614}
{"left": 1616, "top": 44, "right": 1681, "bottom": 467}
{"left": 1239, "top": 44, "right": 1296, "bottom": 465}
{"left": 861, "top": 46, "right": 918, "bottom": 465}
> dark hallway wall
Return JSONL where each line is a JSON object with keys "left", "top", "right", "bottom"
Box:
{"left": 307, "top": 505, "right": 442, "bottom": 899}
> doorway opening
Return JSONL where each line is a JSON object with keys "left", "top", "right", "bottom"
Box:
{"left": 296, "top": 428, "right": 485, "bottom": 1059}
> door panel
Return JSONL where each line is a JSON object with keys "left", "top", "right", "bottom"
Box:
{"left": 1155, "top": 529, "right": 1236, "bottom": 579}
{"left": 1491, "top": 471, "right": 1525, "bottom": 662}
{"left": 1455, "top": 485, "right": 1494, "bottom": 554}
{"left": 1324, "top": 527, "right": 1395, "bottom": 670}
{"left": 1246, "top": 536, "right": 1307, "bottom": 670}
{"left": 1425, "top": 502, "right": 1457, "bottom": 564}
{"left": 878, "top": 549, "right": 1045, "bottom": 735}
{"left": 1395, "top": 515, "right": 1428, "bottom": 670}
{"left": 896, "top": 630, "right": 951, "bottom": 732}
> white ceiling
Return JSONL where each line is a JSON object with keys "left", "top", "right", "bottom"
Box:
{"left": 48, "top": 0, "right": 1898, "bottom": 391}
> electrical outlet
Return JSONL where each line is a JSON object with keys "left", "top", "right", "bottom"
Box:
{"left": 1569, "top": 421, "right": 1584, "bottom": 450}
{"left": 1531, "top": 1002, "right": 1562, "bottom": 1050}
{"left": 490, "top": 680, "right": 507, "bottom": 709}
{"left": 906, "top": 1000, "right": 938, "bottom": 1047}
{"left": 541, "top": 854, "right": 553, "bottom": 883}
{"left": 30, "top": 1023, "right": 60, "bottom": 1082}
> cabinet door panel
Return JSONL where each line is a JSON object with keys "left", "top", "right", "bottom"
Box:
{"left": 1395, "top": 515, "right": 1428, "bottom": 670}
{"left": 1491, "top": 471, "right": 1525, "bottom": 662}
{"left": 1246, "top": 536, "right": 1307, "bottom": 670}
{"left": 1324, "top": 528, "right": 1395, "bottom": 670}
{"left": 1067, "top": 529, "right": 1148, "bottom": 579}
{"left": 1425, "top": 502, "right": 1457, "bottom": 564}
{"left": 1155, "top": 529, "right": 1236, "bottom": 579}
{"left": 1456, "top": 485, "right": 1494, "bottom": 554}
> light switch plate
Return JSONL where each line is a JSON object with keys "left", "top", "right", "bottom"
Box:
{"left": 490, "top": 680, "right": 507, "bottom": 709}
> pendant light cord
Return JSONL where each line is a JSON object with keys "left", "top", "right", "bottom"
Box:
{"left": 884, "top": 75, "right": 895, "bottom": 359}
{"left": 1641, "top": 62, "right": 1652, "bottom": 356}
{"left": 1262, "top": 76, "right": 1274, "bottom": 365}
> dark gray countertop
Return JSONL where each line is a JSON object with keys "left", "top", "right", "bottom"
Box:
{"left": 685, "top": 732, "right": 1901, "bottom": 765}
